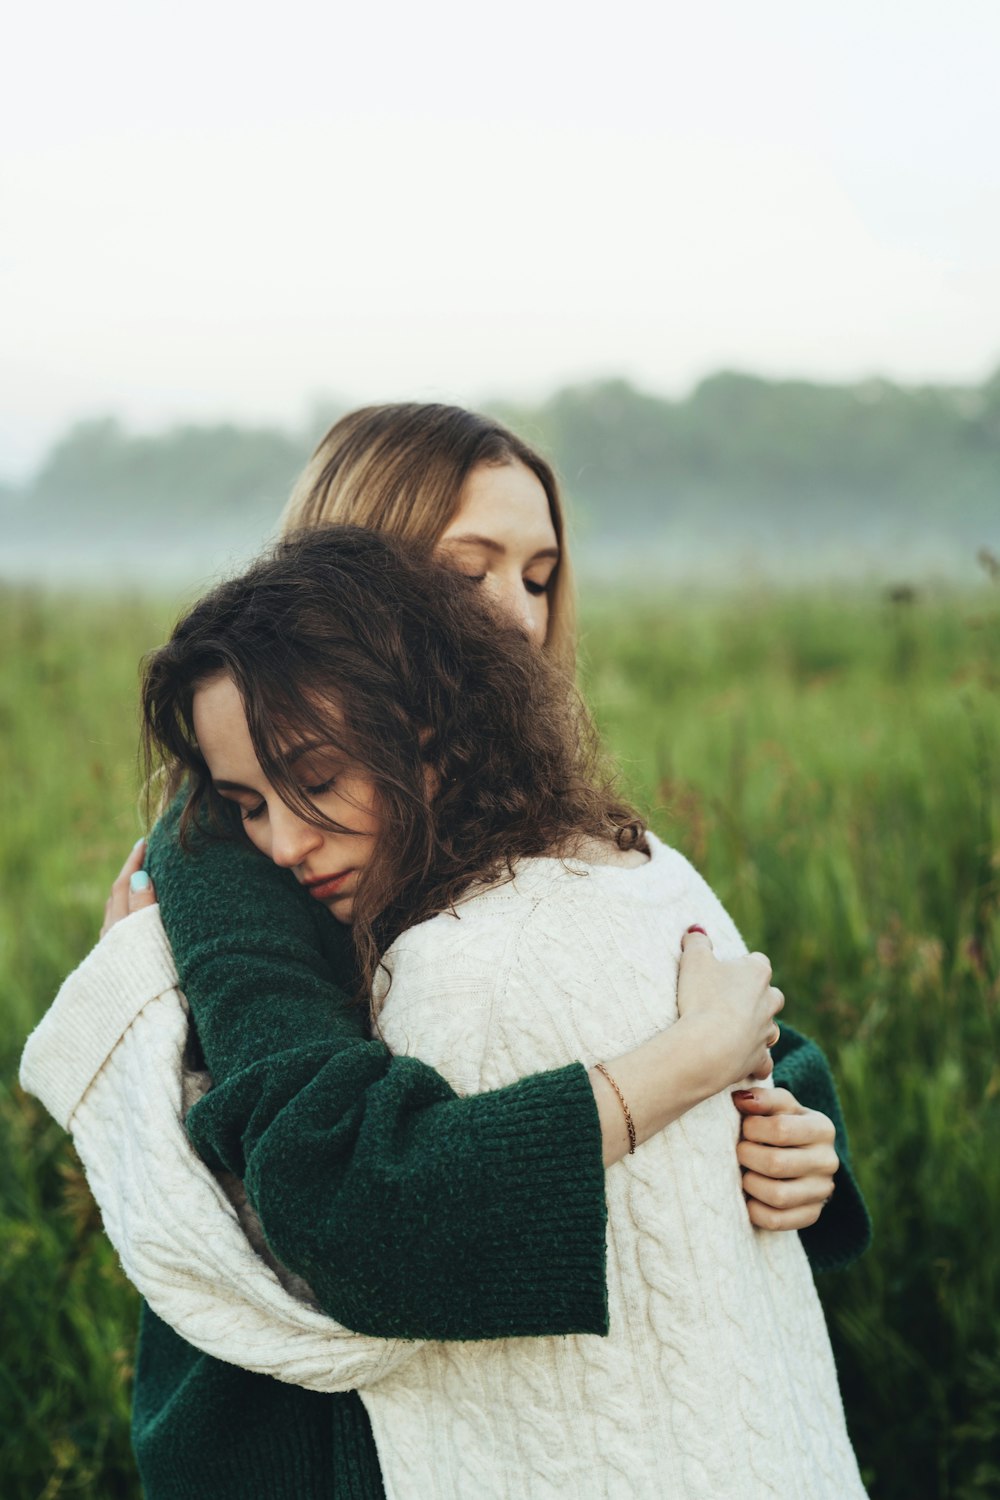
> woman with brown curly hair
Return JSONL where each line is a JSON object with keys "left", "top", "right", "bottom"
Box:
{"left": 21, "top": 406, "right": 868, "bottom": 1500}
{"left": 49, "top": 526, "right": 866, "bottom": 1495}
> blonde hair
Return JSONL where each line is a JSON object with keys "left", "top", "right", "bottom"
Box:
{"left": 280, "top": 403, "right": 576, "bottom": 669}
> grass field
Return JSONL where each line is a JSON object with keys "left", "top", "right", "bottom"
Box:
{"left": 2, "top": 580, "right": 998, "bottom": 1498}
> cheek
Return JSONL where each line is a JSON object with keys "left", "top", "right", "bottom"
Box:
{"left": 359, "top": 808, "right": 382, "bottom": 843}
{"left": 335, "top": 780, "right": 381, "bottom": 836}
{"left": 485, "top": 575, "right": 546, "bottom": 637}
{"left": 524, "top": 591, "right": 550, "bottom": 644}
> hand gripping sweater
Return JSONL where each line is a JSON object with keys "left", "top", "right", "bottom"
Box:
{"left": 22, "top": 837, "right": 867, "bottom": 1497}
{"left": 355, "top": 837, "right": 867, "bottom": 1498}
{"left": 20, "top": 804, "right": 871, "bottom": 1500}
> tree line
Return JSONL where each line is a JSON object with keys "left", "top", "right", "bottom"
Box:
{"left": 5, "top": 368, "right": 999, "bottom": 575}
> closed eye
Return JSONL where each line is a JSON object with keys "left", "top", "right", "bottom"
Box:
{"left": 305, "top": 777, "right": 338, "bottom": 797}
{"left": 229, "top": 772, "right": 339, "bottom": 824}
{"left": 461, "top": 572, "right": 548, "bottom": 596}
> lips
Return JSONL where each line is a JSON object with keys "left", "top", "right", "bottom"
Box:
{"left": 302, "top": 870, "right": 354, "bottom": 901}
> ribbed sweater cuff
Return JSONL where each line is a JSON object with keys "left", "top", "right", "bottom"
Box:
{"left": 323, "top": 1060, "right": 611, "bottom": 1342}
{"left": 19, "top": 905, "right": 179, "bottom": 1129}
{"left": 773, "top": 1040, "right": 873, "bottom": 1273}
{"left": 138, "top": 1410, "right": 362, "bottom": 1500}
{"left": 466, "top": 1063, "right": 610, "bottom": 1337}
{"left": 799, "top": 1162, "right": 873, "bottom": 1273}
{"left": 140, "top": 1418, "right": 348, "bottom": 1500}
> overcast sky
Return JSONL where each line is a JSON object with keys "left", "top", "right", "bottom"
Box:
{"left": 2, "top": 0, "right": 999, "bottom": 478}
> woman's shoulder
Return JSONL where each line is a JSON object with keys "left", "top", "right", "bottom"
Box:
{"left": 489, "top": 834, "right": 748, "bottom": 959}
{"left": 378, "top": 833, "right": 748, "bottom": 1019}
{"left": 391, "top": 834, "right": 720, "bottom": 945}
{"left": 504, "top": 832, "right": 704, "bottom": 905}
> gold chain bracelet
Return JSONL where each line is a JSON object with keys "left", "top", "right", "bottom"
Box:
{"left": 594, "top": 1062, "right": 637, "bottom": 1155}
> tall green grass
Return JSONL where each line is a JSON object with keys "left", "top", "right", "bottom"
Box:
{"left": 1, "top": 590, "right": 173, "bottom": 1498}
{"left": 582, "top": 586, "right": 1000, "bottom": 1498}
{"left": 2, "top": 581, "right": 998, "bottom": 1498}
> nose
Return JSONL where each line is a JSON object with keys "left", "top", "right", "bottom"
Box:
{"left": 268, "top": 803, "right": 323, "bottom": 869}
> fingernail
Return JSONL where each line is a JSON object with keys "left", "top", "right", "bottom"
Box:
{"left": 133, "top": 836, "right": 146, "bottom": 851}
{"left": 686, "top": 924, "right": 708, "bottom": 936}
{"left": 130, "top": 870, "right": 151, "bottom": 893}
{"left": 732, "top": 1090, "right": 755, "bottom": 1102}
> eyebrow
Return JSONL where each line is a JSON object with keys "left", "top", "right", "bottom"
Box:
{"left": 211, "top": 740, "right": 330, "bottom": 795}
{"left": 442, "top": 533, "right": 560, "bottom": 563}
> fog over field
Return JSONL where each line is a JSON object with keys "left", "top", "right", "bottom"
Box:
{"left": 4, "top": 368, "right": 999, "bottom": 590}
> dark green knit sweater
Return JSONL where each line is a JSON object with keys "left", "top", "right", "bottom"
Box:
{"left": 135, "top": 798, "right": 871, "bottom": 1500}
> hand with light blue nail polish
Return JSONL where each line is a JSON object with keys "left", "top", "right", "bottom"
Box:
{"left": 100, "top": 837, "right": 158, "bottom": 939}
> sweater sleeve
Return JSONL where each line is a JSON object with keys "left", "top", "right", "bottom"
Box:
{"left": 771, "top": 1024, "right": 872, "bottom": 1272}
{"left": 147, "top": 796, "right": 610, "bottom": 1342}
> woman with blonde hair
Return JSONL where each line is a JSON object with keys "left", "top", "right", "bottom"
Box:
{"left": 21, "top": 404, "right": 869, "bottom": 1499}
{"left": 282, "top": 403, "right": 577, "bottom": 665}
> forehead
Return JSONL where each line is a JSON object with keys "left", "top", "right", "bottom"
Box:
{"left": 441, "top": 461, "right": 557, "bottom": 552}
{"left": 193, "top": 673, "right": 348, "bottom": 776}
{"left": 192, "top": 674, "right": 258, "bottom": 774}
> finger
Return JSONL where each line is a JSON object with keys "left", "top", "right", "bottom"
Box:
{"left": 104, "top": 882, "right": 131, "bottom": 931}
{"left": 127, "top": 868, "right": 157, "bottom": 913}
{"left": 731, "top": 1087, "right": 804, "bottom": 1116}
{"left": 741, "top": 1170, "right": 838, "bottom": 1212}
{"left": 745, "top": 1197, "right": 827, "bottom": 1232}
{"left": 769, "top": 986, "right": 785, "bottom": 1016}
{"left": 109, "top": 838, "right": 146, "bottom": 901}
{"left": 101, "top": 899, "right": 127, "bottom": 939}
{"left": 740, "top": 1110, "right": 838, "bottom": 1151}
{"left": 737, "top": 1139, "right": 840, "bottom": 1180}
{"left": 680, "top": 924, "right": 713, "bottom": 954}
{"left": 748, "top": 951, "right": 773, "bottom": 982}
{"left": 102, "top": 838, "right": 148, "bottom": 938}
{"left": 117, "top": 837, "right": 147, "bottom": 883}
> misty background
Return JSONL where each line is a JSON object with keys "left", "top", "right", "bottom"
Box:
{"left": 2, "top": 0, "right": 999, "bottom": 591}
{"left": 3, "top": 367, "right": 1000, "bottom": 588}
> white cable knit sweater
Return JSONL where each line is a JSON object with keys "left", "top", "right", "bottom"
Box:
{"left": 21, "top": 835, "right": 867, "bottom": 1499}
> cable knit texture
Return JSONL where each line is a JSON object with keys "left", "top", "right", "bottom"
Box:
{"left": 358, "top": 836, "right": 868, "bottom": 1499}
{"left": 19, "top": 792, "right": 870, "bottom": 1499}
{"left": 19, "top": 903, "right": 177, "bottom": 1129}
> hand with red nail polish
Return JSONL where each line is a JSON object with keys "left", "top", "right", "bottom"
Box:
{"left": 732, "top": 1088, "right": 840, "bottom": 1232}
{"left": 677, "top": 926, "right": 785, "bottom": 1091}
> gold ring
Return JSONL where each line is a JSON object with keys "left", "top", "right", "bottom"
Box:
{"left": 768, "top": 1025, "right": 781, "bottom": 1048}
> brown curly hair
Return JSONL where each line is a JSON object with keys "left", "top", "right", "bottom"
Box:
{"left": 142, "top": 525, "right": 645, "bottom": 1009}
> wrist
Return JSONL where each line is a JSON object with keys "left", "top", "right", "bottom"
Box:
{"left": 592, "top": 1021, "right": 717, "bottom": 1167}
{"left": 644, "top": 1019, "right": 720, "bottom": 1119}
{"left": 669, "top": 1014, "right": 738, "bottom": 1099}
